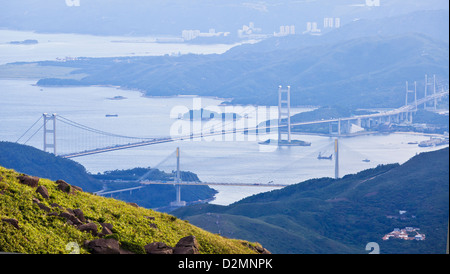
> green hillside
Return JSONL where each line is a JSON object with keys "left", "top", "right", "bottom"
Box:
{"left": 0, "top": 142, "right": 217, "bottom": 209}
{"left": 0, "top": 141, "right": 101, "bottom": 192}
{"left": 0, "top": 166, "right": 264, "bottom": 254}
{"left": 173, "top": 148, "right": 449, "bottom": 254}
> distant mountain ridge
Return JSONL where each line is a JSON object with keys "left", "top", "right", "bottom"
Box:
{"left": 31, "top": 8, "right": 449, "bottom": 108}
{"left": 173, "top": 148, "right": 449, "bottom": 254}
{"left": 36, "top": 32, "right": 449, "bottom": 108}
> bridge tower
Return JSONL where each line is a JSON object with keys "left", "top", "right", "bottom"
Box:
{"left": 170, "top": 147, "right": 186, "bottom": 207}
{"left": 43, "top": 113, "right": 57, "bottom": 155}
{"left": 405, "top": 81, "right": 417, "bottom": 123}
{"left": 405, "top": 81, "right": 417, "bottom": 111}
{"left": 334, "top": 138, "right": 339, "bottom": 179}
{"left": 424, "top": 74, "right": 437, "bottom": 111}
{"left": 278, "top": 85, "right": 292, "bottom": 144}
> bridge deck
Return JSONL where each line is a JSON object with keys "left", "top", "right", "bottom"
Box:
{"left": 140, "top": 181, "right": 289, "bottom": 188}
{"left": 56, "top": 90, "right": 448, "bottom": 159}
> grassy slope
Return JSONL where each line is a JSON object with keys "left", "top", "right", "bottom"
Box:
{"left": 0, "top": 166, "right": 260, "bottom": 254}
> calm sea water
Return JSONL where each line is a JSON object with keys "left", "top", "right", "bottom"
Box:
{"left": 0, "top": 30, "right": 446, "bottom": 205}
{"left": 0, "top": 79, "right": 446, "bottom": 205}
{"left": 0, "top": 30, "right": 247, "bottom": 65}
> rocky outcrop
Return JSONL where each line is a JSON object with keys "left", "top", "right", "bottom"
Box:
{"left": 144, "top": 235, "right": 201, "bottom": 255}
{"left": 50, "top": 203, "right": 63, "bottom": 210}
{"left": 254, "top": 245, "right": 271, "bottom": 254}
{"left": 1, "top": 218, "right": 20, "bottom": 230}
{"left": 242, "top": 242, "right": 271, "bottom": 254}
{"left": 73, "top": 209, "right": 86, "bottom": 223}
{"left": 37, "top": 203, "right": 51, "bottom": 213}
{"left": 84, "top": 238, "right": 121, "bottom": 254}
{"left": 17, "top": 175, "right": 39, "bottom": 188}
{"left": 99, "top": 223, "right": 113, "bottom": 237}
{"left": 173, "top": 235, "right": 200, "bottom": 254}
{"left": 59, "top": 211, "right": 83, "bottom": 226}
{"left": 144, "top": 242, "right": 174, "bottom": 254}
{"left": 127, "top": 202, "right": 139, "bottom": 208}
{"left": 55, "top": 179, "right": 83, "bottom": 195}
{"left": 78, "top": 223, "right": 98, "bottom": 236}
{"left": 36, "top": 185, "right": 49, "bottom": 199}
{"left": 56, "top": 180, "right": 72, "bottom": 193}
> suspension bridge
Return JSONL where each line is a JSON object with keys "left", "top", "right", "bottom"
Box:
{"left": 13, "top": 76, "right": 448, "bottom": 206}
{"left": 16, "top": 78, "right": 448, "bottom": 159}
{"left": 92, "top": 143, "right": 338, "bottom": 206}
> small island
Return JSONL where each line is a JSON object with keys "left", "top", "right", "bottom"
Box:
{"left": 9, "top": 39, "right": 39, "bottom": 45}
{"left": 108, "top": 96, "right": 127, "bottom": 100}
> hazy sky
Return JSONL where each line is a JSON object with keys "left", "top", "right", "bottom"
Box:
{"left": 1, "top": 0, "right": 448, "bottom": 35}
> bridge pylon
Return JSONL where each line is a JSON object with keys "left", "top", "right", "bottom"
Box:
{"left": 424, "top": 74, "right": 437, "bottom": 111}
{"left": 170, "top": 147, "right": 186, "bottom": 207}
{"left": 405, "top": 81, "right": 417, "bottom": 112}
{"left": 278, "top": 85, "right": 292, "bottom": 144}
{"left": 43, "top": 113, "right": 57, "bottom": 155}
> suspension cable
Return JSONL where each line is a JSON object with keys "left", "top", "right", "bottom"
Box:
{"left": 16, "top": 116, "right": 43, "bottom": 143}
{"left": 23, "top": 124, "right": 45, "bottom": 145}
{"left": 56, "top": 115, "right": 155, "bottom": 140}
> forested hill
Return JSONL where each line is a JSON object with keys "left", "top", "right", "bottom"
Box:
{"left": 173, "top": 148, "right": 449, "bottom": 254}
{"left": 0, "top": 141, "right": 101, "bottom": 192}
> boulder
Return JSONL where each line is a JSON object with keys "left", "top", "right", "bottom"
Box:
{"left": 173, "top": 235, "right": 200, "bottom": 254}
{"left": 78, "top": 223, "right": 98, "bottom": 235}
{"left": 37, "top": 202, "right": 51, "bottom": 212}
{"left": 36, "top": 185, "right": 49, "bottom": 199}
{"left": 59, "top": 212, "right": 83, "bottom": 226}
{"left": 71, "top": 185, "right": 83, "bottom": 192}
{"left": 17, "top": 175, "right": 39, "bottom": 188}
{"left": 50, "top": 203, "right": 63, "bottom": 210}
{"left": 1, "top": 218, "right": 20, "bottom": 230}
{"left": 99, "top": 223, "right": 113, "bottom": 236}
{"left": 255, "top": 245, "right": 271, "bottom": 254}
{"left": 56, "top": 180, "right": 72, "bottom": 193}
{"left": 127, "top": 202, "right": 139, "bottom": 208}
{"left": 242, "top": 242, "right": 272, "bottom": 254}
{"left": 85, "top": 239, "right": 121, "bottom": 254}
{"left": 144, "top": 242, "right": 174, "bottom": 254}
{"left": 73, "top": 209, "right": 86, "bottom": 223}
